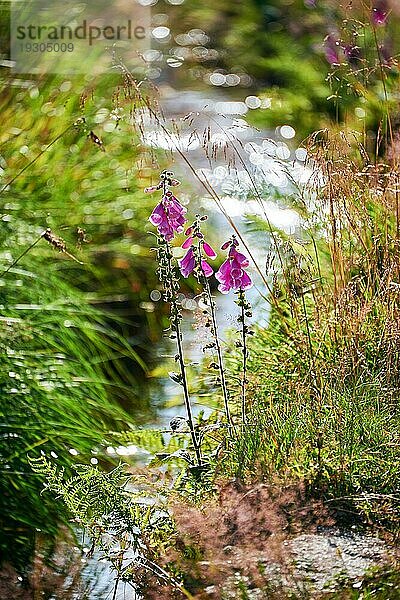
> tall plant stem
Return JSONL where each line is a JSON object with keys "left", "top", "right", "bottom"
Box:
{"left": 163, "top": 223, "right": 202, "bottom": 466}
{"left": 203, "top": 277, "right": 234, "bottom": 431}
{"left": 111, "top": 577, "right": 120, "bottom": 600}
{"left": 172, "top": 311, "right": 202, "bottom": 466}
{"left": 0, "top": 233, "right": 43, "bottom": 277}
{"left": 238, "top": 290, "right": 248, "bottom": 425}
{"left": 371, "top": 20, "right": 394, "bottom": 152}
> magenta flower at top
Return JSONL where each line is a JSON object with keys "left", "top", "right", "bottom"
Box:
{"left": 215, "top": 238, "right": 253, "bottom": 294}
{"left": 149, "top": 191, "right": 187, "bottom": 241}
{"left": 324, "top": 34, "right": 340, "bottom": 65}
{"left": 372, "top": 0, "right": 389, "bottom": 26}
{"left": 178, "top": 231, "right": 217, "bottom": 279}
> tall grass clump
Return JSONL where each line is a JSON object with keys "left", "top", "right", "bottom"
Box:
{"left": 221, "top": 129, "right": 400, "bottom": 530}
{"left": 0, "top": 70, "right": 165, "bottom": 362}
{"left": 0, "top": 247, "right": 138, "bottom": 566}
{"left": 0, "top": 67, "right": 162, "bottom": 567}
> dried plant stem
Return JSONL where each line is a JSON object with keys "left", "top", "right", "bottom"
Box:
{"left": 301, "top": 294, "right": 314, "bottom": 372}
{"left": 42, "top": 228, "right": 83, "bottom": 264}
{"left": 395, "top": 175, "right": 400, "bottom": 246}
{"left": 0, "top": 227, "right": 83, "bottom": 278}
{"left": 140, "top": 557, "right": 194, "bottom": 599}
{"left": 371, "top": 20, "right": 394, "bottom": 152}
{"left": 0, "top": 233, "right": 43, "bottom": 277}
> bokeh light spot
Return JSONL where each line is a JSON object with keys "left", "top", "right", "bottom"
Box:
{"left": 245, "top": 95, "right": 262, "bottom": 109}
{"left": 280, "top": 125, "right": 296, "bottom": 139}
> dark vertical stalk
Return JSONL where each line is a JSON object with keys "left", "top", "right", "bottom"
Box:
{"left": 301, "top": 293, "right": 314, "bottom": 374}
{"left": 327, "top": 161, "right": 338, "bottom": 346}
{"left": 0, "top": 233, "right": 43, "bottom": 277}
{"left": 159, "top": 178, "right": 202, "bottom": 466}
{"left": 170, "top": 289, "right": 202, "bottom": 466}
{"left": 0, "top": 122, "right": 77, "bottom": 197}
{"left": 111, "top": 578, "right": 119, "bottom": 600}
{"left": 371, "top": 21, "right": 394, "bottom": 151}
{"left": 238, "top": 289, "right": 248, "bottom": 425}
{"left": 203, "top": 276, "right": 234, "bottom": 431}
{"left": 396, "top": 174, "right": 400, "bottom": 245}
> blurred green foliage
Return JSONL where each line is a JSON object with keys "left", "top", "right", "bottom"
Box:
{"left": 0, "top": 68, "right": 168, "bottom": 567}
{"left": 0, "top": 256, "right": 129, "bottom": 568}
{"left": 171, "top": 0, "right": 400, "bottom": 139}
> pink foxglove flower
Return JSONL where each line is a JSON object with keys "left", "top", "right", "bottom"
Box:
{"left": 324, "top": 34, "right": 340, "bottom": 65}
{"left": 215, "top": 238, "right": 253, "bottom": 294}
{"left": 203, "top": 242, "right": 217, "bottom": 259}
{"left": 201, "top": 260, "right": 214, "bottom": 277}
{"left": 149, "top": 191, "right": 187, "bottom": 241}
{"left": 178, "top": 234, "right": 216, "bottom": 278}
{"left": 179, "top": 247, "right": 196, "bottom": 278}
{"left": 372, "top": 1, "right": 388, "bottom": 26}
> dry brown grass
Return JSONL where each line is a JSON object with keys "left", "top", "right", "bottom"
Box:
{"left": 142, "top": 480, "right": 336, "bottom": 599}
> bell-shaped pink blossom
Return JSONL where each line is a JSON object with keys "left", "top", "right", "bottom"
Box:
{"left": 201, "top": 260, "right": 213, "bottom": 278}
{"left": 179, "top": 235, "right": 215, "bottom": 278}
{"left": 179, "top": 248, "right": 196, "bottom": 278}
{"left": 182, "top": 236, "right": 193, "bottom": 249}
{"left": 215, "top": 241, "right": 253, "bottom": 294}
{"left": 203, "top": 242, "right": 217, "bottom": 259}
{"left": 149, "top": 192, "right": 187, "bottom": 241}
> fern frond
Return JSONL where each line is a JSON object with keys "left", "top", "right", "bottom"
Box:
{"left": 28, "top": 454, "right": 181, "bottom": 592}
